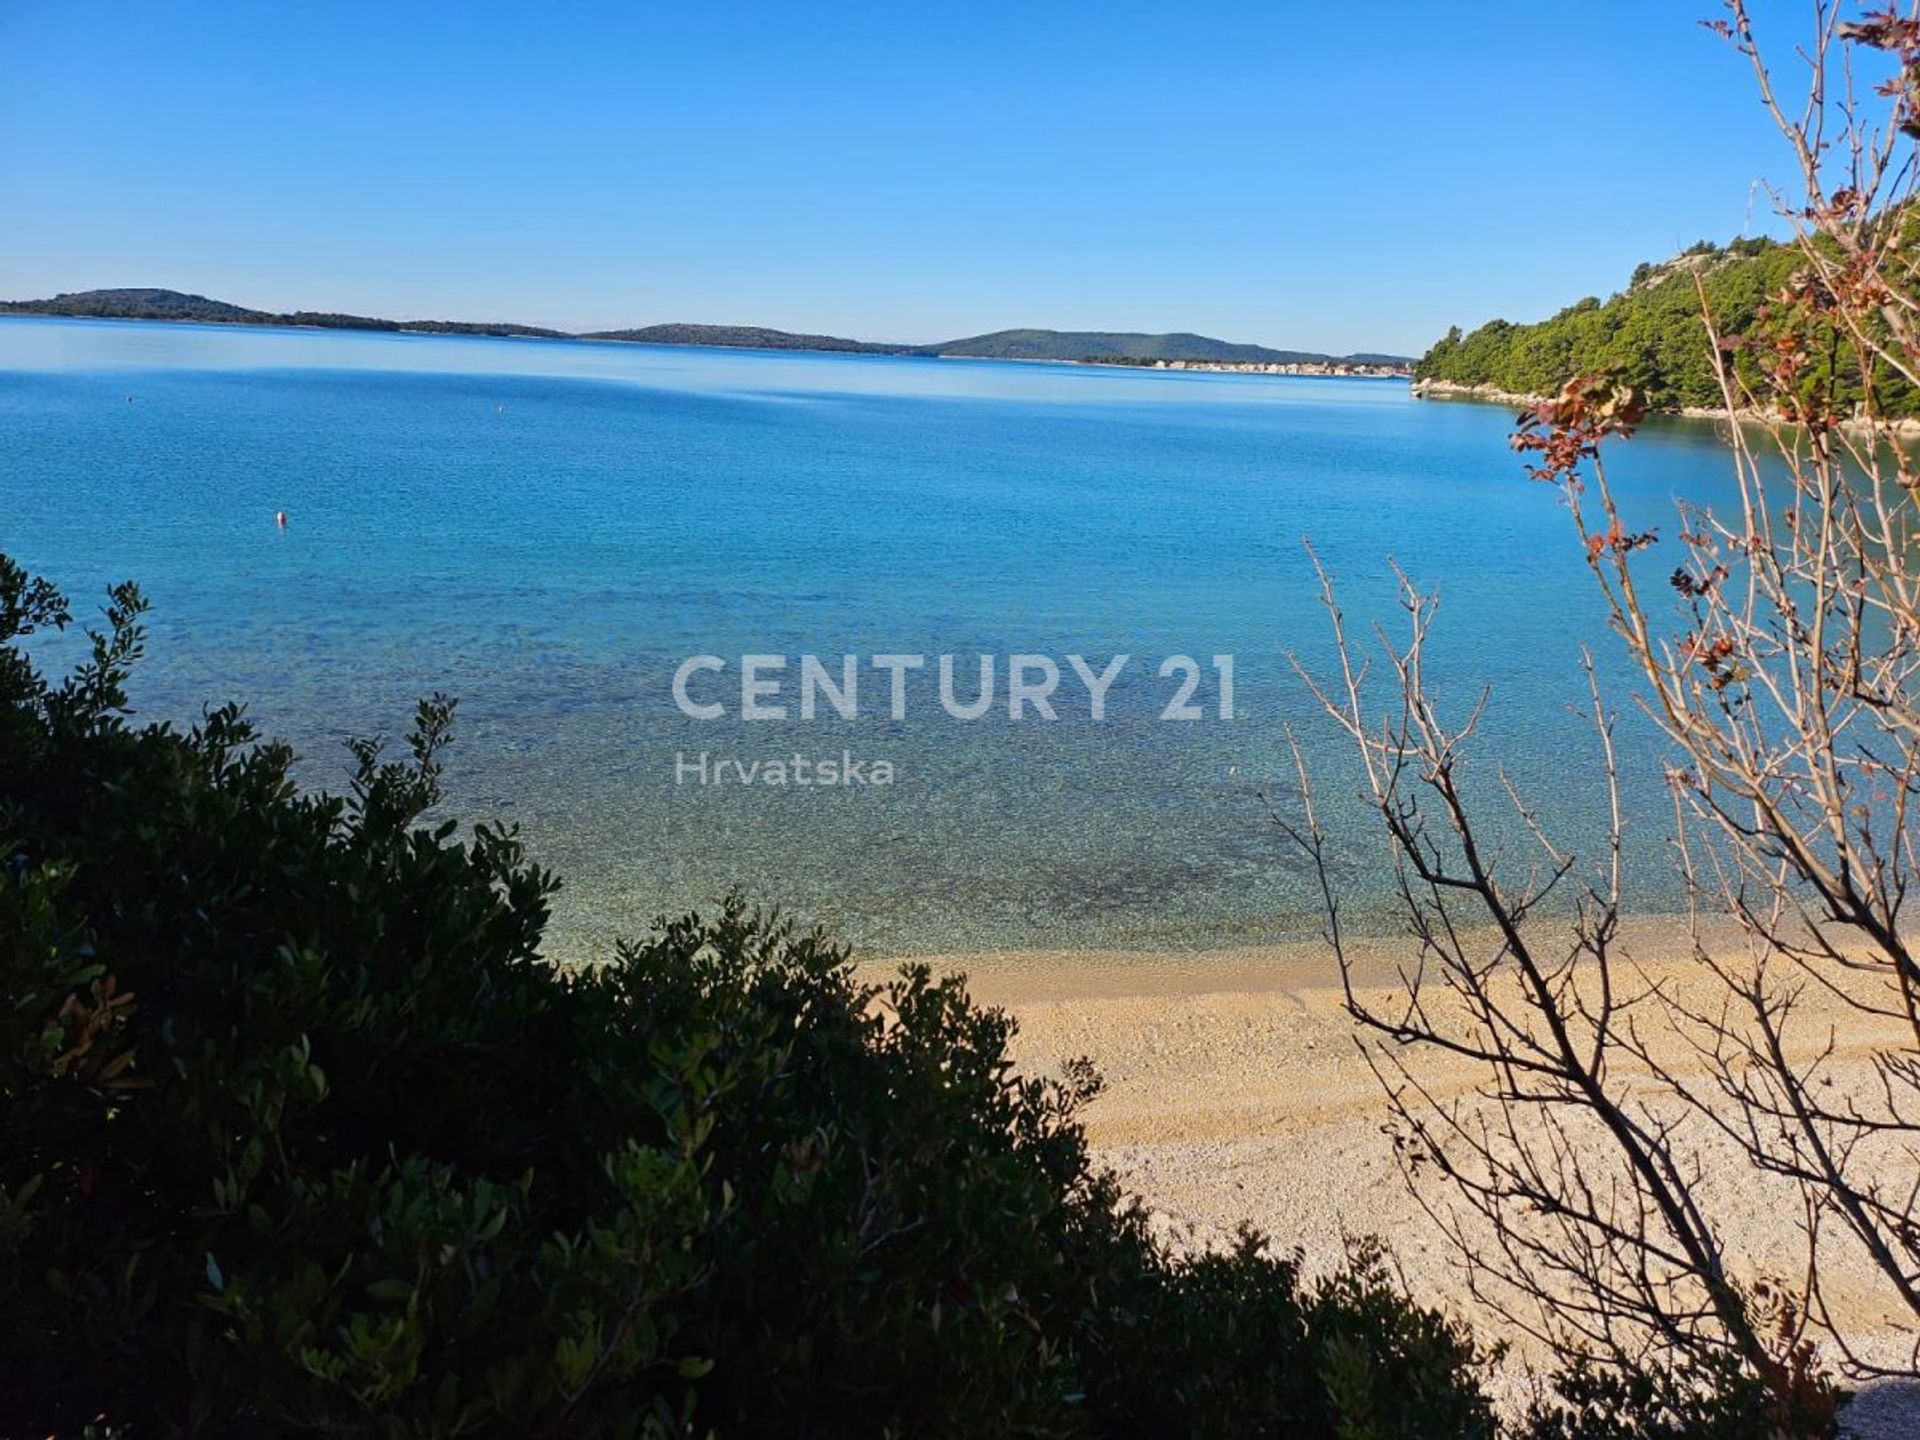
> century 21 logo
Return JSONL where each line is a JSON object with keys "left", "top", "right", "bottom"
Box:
{"left": 671, "top": 654, "right": 1235, "bottom": 721}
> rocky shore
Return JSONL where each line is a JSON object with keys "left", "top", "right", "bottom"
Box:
{"left": 1412, "top": 375, "right": 1920, "bottom": 436}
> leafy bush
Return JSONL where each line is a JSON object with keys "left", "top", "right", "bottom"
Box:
{"left": 1516, "top": 1354, "right": 1842, "bottom": 1440}
{"left": 0, "top": 551, "right": 1499, "bottom": 1437}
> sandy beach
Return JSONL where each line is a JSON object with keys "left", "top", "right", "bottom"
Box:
{"left": 879, "top": 921, "right": 1920, "bottom": 1432}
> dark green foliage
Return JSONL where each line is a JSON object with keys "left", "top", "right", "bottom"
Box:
{"left": 281, "top": 310, "right": 404, "bottom": 331}
{"left": 1516, "top": 1354, "right": 1840, "bottom": 1440}
{"left": 0, "top": 552, "right": 1495, "bottom": 1436}
{"left": 1414, "top": 236, "right": 1919, "bottom": 417}
{"left": 1081, "top": 1232, "right": 1501, "bottom": 1440}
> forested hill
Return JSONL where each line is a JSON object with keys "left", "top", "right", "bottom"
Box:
{"left": 1414, "top": 238, "right": 1836, "bottom": 411}
{"left": 932, "top": 328, "right": 1399, "bottom": 365}
{"left": 1, "top": 289, "right": 1409, "bottom": 368}
{"left": 2, "top": 288, "right": 266, "bottom": 323}
{"left": 0, "top": 289, "right": 569, "bottom": 338}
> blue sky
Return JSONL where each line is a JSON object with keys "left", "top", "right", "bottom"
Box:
{"left": 1, "top": 2, "right": 1820, "bottom": 355}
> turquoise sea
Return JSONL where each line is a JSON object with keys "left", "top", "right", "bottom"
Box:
{"left": 1, "top": 316, "right": 1740, "bottom": 959}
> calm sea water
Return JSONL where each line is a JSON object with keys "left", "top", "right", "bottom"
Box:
{"left": 1, "top": 316, "right": 1741, "bottom": 959}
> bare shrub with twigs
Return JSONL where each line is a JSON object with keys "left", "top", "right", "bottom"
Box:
{"left": 1284, "top": 1, "right": 1920, "bottom": 1423}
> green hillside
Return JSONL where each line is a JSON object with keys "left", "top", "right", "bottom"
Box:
{"left": 1414, "top": 236, "right": 1919, "bottom": 415}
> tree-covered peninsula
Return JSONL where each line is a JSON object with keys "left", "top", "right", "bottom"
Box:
{"left": 1414, "top": 235, "right": 1920, "bottom": 418}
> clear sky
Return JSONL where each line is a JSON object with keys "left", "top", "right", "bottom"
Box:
{"left": 0, "top": 1, "right": 1823, "bottom": 356}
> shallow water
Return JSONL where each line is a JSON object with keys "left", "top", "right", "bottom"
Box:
{"left": 1, "top": 316, "right": 1743, "bottom": 958}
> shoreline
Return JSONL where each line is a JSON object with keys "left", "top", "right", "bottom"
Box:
{"left": 870, "top": 919, "right": 1919, "bottom": 1405}
{"left": 1412, "top": 375, "right": 1920, "bottom": 437}
{"left": 952, "top": 353, "right": 1412, "bottom": 379}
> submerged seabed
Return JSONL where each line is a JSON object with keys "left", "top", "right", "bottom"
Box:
{"left": 1, "top": 317, "right": 1740, "bottom": 957}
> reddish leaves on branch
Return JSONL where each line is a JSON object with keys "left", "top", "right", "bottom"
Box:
{"left": 1680, "top": 631, "right": 1747, "bottom": 691}
{"left": 1837, "top": 7, "right": 1920, "bottom": 137}
{"left": 1837, "top": 7, "right": 1920, "bottom": 51}
{"left": 1585, "top": 520, "right": 1659, "bottom": 561}
{"left": 1511, "top": 373, "right": 1646, "bottom": 486}
{"left": 1671, "top": 562, "right": 1731, "bottom": 598}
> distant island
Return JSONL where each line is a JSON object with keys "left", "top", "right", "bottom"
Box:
{"left": 0, "top": 289, "right": 1412, "bottom": 375}
{"left": 0, "top": 288, "right": 571, "bottom": 341}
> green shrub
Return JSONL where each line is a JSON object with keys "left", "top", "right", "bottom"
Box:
{"left": 0, "top": 552, "right": 1497, "bottom": 1436}
{"left": 1517, "top": 1353, "right": 1841, "bottom": 1440}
